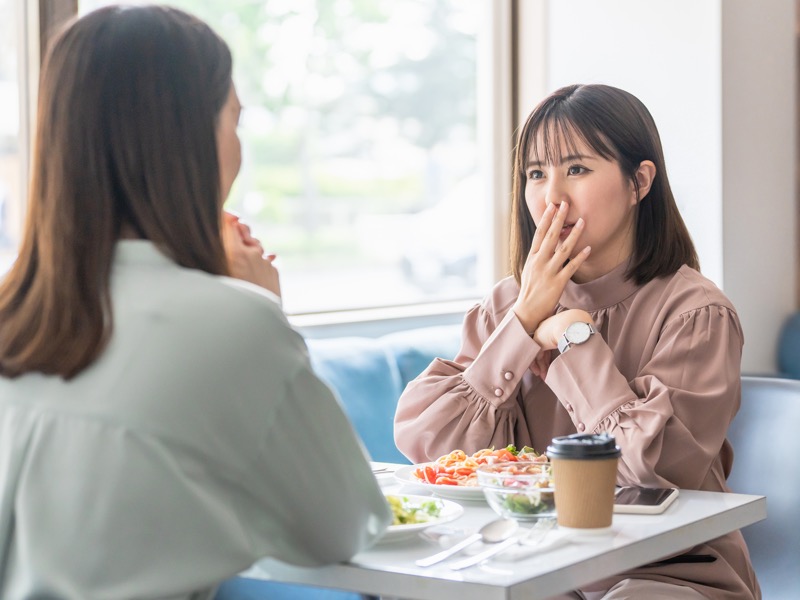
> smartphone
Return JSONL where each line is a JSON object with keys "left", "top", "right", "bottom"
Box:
{"left": 613, "top": 486, "right": 679, "bottom": 514}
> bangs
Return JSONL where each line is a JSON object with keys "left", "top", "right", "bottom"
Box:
{"left": 522, "top": 110, "right": 619, "bottom": 170}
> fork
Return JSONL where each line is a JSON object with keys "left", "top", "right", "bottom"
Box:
{"left": 448, "top": 518, "right": 556, "bottom": 571}
{"left": 519, "top": 518, "right": 556, "bottom": 546}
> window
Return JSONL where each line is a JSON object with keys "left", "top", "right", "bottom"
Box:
{"left": 0, "top": 0, "right": 23, "bottom": 274}
{"left": 81, "top": 0, "right": 498, "bottom": 316}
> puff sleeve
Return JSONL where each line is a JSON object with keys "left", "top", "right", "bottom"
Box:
{"left": 546, "top": 304, "right": 743, "bottom": 490}
{"left": 394, "top": 296, "right": 542, "bottom": 463}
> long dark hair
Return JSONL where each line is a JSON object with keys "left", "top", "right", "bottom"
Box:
{"left": 510, "top": 84, "right": 698, "bottom": 285}
{"left": 0, "top": 5, "right": 233, "bottom": 379}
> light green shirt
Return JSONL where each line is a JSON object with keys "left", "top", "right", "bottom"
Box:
{"left": 0, "top": 241, "right": 390, "bottom": 600}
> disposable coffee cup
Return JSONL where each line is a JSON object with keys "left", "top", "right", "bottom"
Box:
{"left": 547, "top": 433, "right": 621, "bottom": 530}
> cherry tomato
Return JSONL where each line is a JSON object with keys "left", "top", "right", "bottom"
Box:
{"left": 425, "top": 466, "right": 440, "bottom": 484}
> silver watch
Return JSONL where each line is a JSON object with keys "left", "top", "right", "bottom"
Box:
{"left": 557, "top": 322, "right": 596, "bottom": 354}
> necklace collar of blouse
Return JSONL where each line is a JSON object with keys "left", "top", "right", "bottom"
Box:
{"left": 560, "top": 258, "right": 640, "bottom": 312}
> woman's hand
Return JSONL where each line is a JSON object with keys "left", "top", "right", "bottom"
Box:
{"left": 530, "top": 349, "right": 553, "bottom": 380}
{"left": 512, "top": 201, "right": 591, "bottom": 334}
{"left": 222, "top": 212, "right": 281, "bottom": 298}
{"left": 534, "top": 308, "right": 594, "bottom": 351}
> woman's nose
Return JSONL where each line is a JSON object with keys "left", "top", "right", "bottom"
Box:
{"left": 545, "top": 182, "right": 567, "bottom": 208}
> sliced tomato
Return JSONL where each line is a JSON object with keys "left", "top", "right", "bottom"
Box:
{"left": 434, "top": 476, "right": 459, "bottom": 485}
{"left": 424, "top": 465, "right": 437, "bottom": 484}
{"left": 495, "top": 449, "right": 517, "bottom": 462}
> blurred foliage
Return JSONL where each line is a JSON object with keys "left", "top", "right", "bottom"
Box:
{"left": 80, "top": 0, "right": 480, "bottom": 295}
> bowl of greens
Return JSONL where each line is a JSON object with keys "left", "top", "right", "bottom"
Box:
{"left": 476, "top": 461, "right": 555, "bottom": 521}
{"left": 378, "top": 494, "right": 464, "bottom": 543}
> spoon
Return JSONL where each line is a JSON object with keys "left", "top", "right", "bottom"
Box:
{"left": 415, "top": 518, "right": 518, "bottom": 567}
{"left": 449, "top": 518, "right": 556, "bottom": 571}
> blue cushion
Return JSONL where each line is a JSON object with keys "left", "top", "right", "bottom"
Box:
{"left": 215, "top": 577, "right": 368, "bottom": 600}
{"left": 778, "top": 312, "right": 800, "bottom": 378}
{"left": 306, "top": 337, "right": 406, "bottom": 463}
{"left": 380, "top": 324, "right": 462, "bottom": 388}
{"left": 727, "top": 377, "right": 800, "bottom": 599}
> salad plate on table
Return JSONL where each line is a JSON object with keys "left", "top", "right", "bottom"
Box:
{"left": 393, "top": 446, "right": 547, "bottom": 502}
{"left": 378, "top": 494, "right": 464, "bottom": 543}
{"left": 394, "top": 464, "right": 486, "bottom": 501}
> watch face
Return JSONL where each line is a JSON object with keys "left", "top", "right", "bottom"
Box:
{"left": 566, "top": 321, "right": 592, "bottom": 344}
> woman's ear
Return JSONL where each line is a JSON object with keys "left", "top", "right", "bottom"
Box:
{"left": 633, "top": 160, "right": 656, "bottom": 202}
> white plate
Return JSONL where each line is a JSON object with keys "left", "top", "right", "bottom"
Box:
{"left": 378, "top": 494, "right": 464, "bottom": 543}
{"left": 393, "top": 464, "right": 487, "bottom": 502}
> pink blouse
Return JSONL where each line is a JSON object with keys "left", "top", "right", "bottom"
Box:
{"left": 395, "top": 261, "right": 759, "bottom": 599}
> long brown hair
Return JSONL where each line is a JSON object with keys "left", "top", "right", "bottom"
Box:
{"left": 510, "top": 84, "right": 699, "bottom": 285}
{"left": 0, "top": 6, "right": 233, "bottom": 379}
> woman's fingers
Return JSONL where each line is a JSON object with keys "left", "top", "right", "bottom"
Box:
{"left": 231, "top": 220, "right": 271, "bottom": 256}
{"left": 222, "top": 214, "right": 281, "bottom": 296}
{"left": 512, "top": 200, "right": 587, "bottom": 335}
{"left": 561, "top": 245, "right": 592, "bottom": 281}
{"left": 540, "top": 201, "right": 570, "bottom": 255}
{"left": 531, "top": 350, "right": 551, "bottom": 379}
{"left": 530, "top": 202, "right": 556, "bottom": 254}
{"left": 548, "top": 217, "right": 585, "bottom": 266}
{"left": 531, "top": 201, "right": 570, "bottom": 259}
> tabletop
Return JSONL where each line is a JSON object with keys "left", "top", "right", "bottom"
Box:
{"left": 247, "top": 463, "right": 766, "bottom": 600}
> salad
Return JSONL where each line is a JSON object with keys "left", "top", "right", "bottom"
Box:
{"left": 476, "top": 461, "right": 556, "bottom": 520}
{"left": 386, "top": 495, "right": 444, "bottom": 525}
{"left": 412, "top": 445, "right": 548, "bottom": 487}
{"left": 500, "top": 490, "right": 555, "bottom": 516}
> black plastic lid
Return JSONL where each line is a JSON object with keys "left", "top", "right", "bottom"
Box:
{"left": 546, "top": 433, "right": 621, "bottom": 460}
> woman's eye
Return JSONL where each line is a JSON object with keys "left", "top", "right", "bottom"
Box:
{"left": 527, "top": 169, "right": 544, "bottom": 180}
{"left": 567, "top": 165, "right": 587, "bottom": 175}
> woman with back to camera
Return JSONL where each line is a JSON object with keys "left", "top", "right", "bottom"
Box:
{"left": 0, "top": 5, "right": 390, "bottom": 599}
{"left": 395, "top": 84, "right": 759, "bottom": 599}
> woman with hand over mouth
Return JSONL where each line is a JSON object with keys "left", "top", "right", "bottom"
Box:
{"left": 395, "top": 83, "right": 759, "bottom": 599}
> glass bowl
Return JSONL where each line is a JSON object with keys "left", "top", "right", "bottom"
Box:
{"left": 476, "top": 460, "right": 555, "bottom": 521}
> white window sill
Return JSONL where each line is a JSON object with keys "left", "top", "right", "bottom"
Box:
{"left": 289, "top": 299, "right": 477, "bottom": 339}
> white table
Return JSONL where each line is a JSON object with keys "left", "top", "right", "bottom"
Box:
{"left": 248, "top": 465, "right": 766, "bottom": 600}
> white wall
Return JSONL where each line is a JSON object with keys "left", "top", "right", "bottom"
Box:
{"left": 720, "top": 0, "right": 797, "bottom": 373}
{"left": 516, "top": 0, "right": 796, "bottom": 373}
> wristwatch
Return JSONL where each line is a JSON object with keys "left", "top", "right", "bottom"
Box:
{"left": 557, "top": 321, "right": 596, "bottom": 354}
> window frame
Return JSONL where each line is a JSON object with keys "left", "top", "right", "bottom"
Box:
{"left": 18, "top": 0, "right": 518, "bottom": 338}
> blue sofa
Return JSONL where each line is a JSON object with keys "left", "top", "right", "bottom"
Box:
{"left": 216, "top": 323, "right": 463, "bottom": 600}
{"left": 306, "top": 323, "right": 463, "bottom": 463}
{"left": 777, "top": 312, "right": 800, "bottom": 378}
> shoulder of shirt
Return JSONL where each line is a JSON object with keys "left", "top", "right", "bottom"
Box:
{"left": 167, "top": 267, "right": 285, "bottom": 319}
{"left": 121, "top": 261, "right": 299, "bottom": 348}
{"left": 204, "top": 275, "right": 298, "bottom": 339}
{"left": 215, "top": 275, "right": 284, "bottom": 313}
{"left": 657, "top": 265, "right": 738, "bottom": 317}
